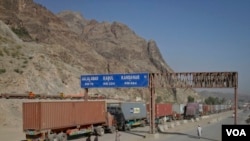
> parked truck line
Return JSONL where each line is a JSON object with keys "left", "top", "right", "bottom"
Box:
{"left": 23, "top": 101, "right": 116, "bottom": 141}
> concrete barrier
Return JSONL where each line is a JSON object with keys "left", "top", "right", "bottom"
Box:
{"left": 175, "top": 121, "right": 180, "bottom": 126}
{"left": 157, "top": 124, "right": 165, "bottom": 132}
{"left": 168, "top": 123, "right": 175, "bottom": 128}
{"left": 201, "top": 115, "right": 210, "bottom": 119}
{"left": 181, "top": 120, "right": 188, "bottom": 124}
{"left": 195, "top": 118, "right": 200, "bottom": 122}
{"left": 190, "top": 118, "right": 194, "bottom": 122}
{"left": 163, "top": 124, "right": 168, "bottom": 131}
{"left": 157, "top": 124, "right": 169, "bottom": 132}
{"left": 208, "top": 118, "right": 217, "bottom": 124}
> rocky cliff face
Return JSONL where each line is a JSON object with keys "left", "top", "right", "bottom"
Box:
{"left": 0, "top": 0, "right": 199, "bottom": 103}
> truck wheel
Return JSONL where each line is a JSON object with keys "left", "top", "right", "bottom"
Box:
{"left": 96, "top": 127, "right": 105, "bottom": 136}
{"left": 122, "top": 125, "right": 125, "bottom": 131}
{"left": 125, "top": 124, "right": 131, "bottom": 131}
{"left": 57, "top": 132, "right": 67, "bottom": 141}
{"left": 48, "top": 134, "right": 57, "bottom": 141}
{"left": 109, "top": 126, "right": 116, "bottom": 133}
{"left": 168, "top": 117, "right": 172, "bottom": 122}
{"left": 118, "top": 126, "right": 123, "bottom": 131}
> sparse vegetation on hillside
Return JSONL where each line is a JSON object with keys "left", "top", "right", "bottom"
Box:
{"left": 156, "top": 96, "right": 163, "bottom": 103}
{"left": 0, "top": 69, "right": 6, "bottom": 74}
{"left": 0, "top": 35, "right": 8, "bottom": 43}
{"left": 11, "top": 50, "right": 20, "bottom": 58}
{"left": 23, "top": 60, "right": 28, "bottom": 64}
{"left": 14, "top": 68, "right": 23, "bottom": 74}
{"left": 11, "top": 27, "right": 32, "bottom": 40}
{"left": 0, "top": 50, "right": 3, "bottom": 56}
{"left": 3, "top": 47, "right": 9, "bottom": 56}
{"left": 0, "top": 46, "right": 28, "bottom": 74}
{"left": 187, "top": 96, "right": 195, "bottom": 102}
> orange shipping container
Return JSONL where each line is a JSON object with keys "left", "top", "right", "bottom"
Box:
{"left": 202, "top": 104, "right": 209, "bottom": 115}
{"left": 147, "top": 103, "right": 173, "bottom": 118}
{"left": 23, "top": 101, "right": 106, "bottom": 131}
{"left": 156, "top": 103, "right": 173, "bottom": 118}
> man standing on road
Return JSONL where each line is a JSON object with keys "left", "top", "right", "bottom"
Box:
{"left": 197, "top": 125, "right": 202, "bottom": 139}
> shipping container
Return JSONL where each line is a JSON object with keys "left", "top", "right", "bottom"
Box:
{"left": 107, "top": 102, "right": 147, "bottom": 131}
{"left": 155, "top": 103, "right": 173, "bottom": 118}
{"left": 146, "top": 103, "right": 174, "bottom": 123}
{"left": 198, "top": 103, "right": 203, "bottom": 115}
{"left": 211, "top": 105, "right": 216, "bottom": 114}
{"left": 220, "top": 105, "right": 225, "bottom": 112}
{"left": 184, "top": 102, "right": 199, "bottom": 119}
{"left": 172, "top": 103, "right": 185, "bottom": 120}
{"left": 226, "top": 104, "right": 232, "bottom": 111}
{"left": 202, "top": 104, "right": 209, "bottom": 115}
{"left": 23, "top": 101, "right": 115, "bottom": 141}
{"left": 214, "top": 105, "right": 220, "bottom": 113}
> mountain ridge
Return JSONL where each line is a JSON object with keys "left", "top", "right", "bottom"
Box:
{"left": 0, "top": 0, "right": 198, "bottom": 103}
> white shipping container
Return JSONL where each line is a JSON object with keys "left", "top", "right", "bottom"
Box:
{"left": 172, "top": 103, "right": 185, "bottom": 114}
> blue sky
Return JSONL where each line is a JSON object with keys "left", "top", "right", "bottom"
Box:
{"left": 34, "top": 0, "right": 250, "bottom": 95}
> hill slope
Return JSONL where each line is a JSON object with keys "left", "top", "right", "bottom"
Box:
{"left": 0, "top": 0, "right": 198, "bottom": 102}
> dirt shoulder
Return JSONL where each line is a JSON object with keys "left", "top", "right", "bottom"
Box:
{"left": 0, "top": 126, "right": 25, "bottom": 141}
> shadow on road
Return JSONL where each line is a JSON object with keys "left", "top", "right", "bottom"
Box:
{"left": 67, "top": 134, "right": 86, "bottom": 140}
{"left": 123, "top": 130, "right": 147, "bottom": 138}
{"left": 161, "top": 131, "right": 219, "bottom": 141}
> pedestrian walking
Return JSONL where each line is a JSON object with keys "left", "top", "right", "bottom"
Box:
{"left": 197, "top": 125, "right": 202, "bottom": 139}
{"left": 115, "top": 130, "right": 121, "bottom": 141}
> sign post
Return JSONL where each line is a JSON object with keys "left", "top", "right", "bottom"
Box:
{"left": 81, "top": 73, "right": 149, "bottom": 88}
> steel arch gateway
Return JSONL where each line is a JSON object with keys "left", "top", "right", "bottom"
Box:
{"left": 81, "top": 72, "right": 238, "bottom": 134}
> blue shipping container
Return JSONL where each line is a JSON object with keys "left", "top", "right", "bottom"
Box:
{"left": 107, "top": 102, "right": 147, "bottom": 131}
{"left": 107, "top": 102, "right": 147, "bottom": 120}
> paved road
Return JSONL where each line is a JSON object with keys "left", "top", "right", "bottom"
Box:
{"left": 68, "top": 110, "right": 242, "bottom": 141}
{"left": 140, "top": 109, "right": 249, "bottom": 141}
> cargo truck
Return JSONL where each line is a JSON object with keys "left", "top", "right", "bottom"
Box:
{"left": 23, "top": 101, "right": 116, "bottom": 141}
{"left": 184, "top": 102, "right": 199, "bottom": 119}
{"left": 202, "top": 104, "right": 210, "bottom": 115}
{"left": 146, "top": 103, "right": 174, "bottom": 123}
{"left": 172, "top": 103, "right": 185, "bottom": 120}
{"left": 198, "top": 103, "right": 203, "bottom": 116}
{"left": 107, "top": 102, "right": 147, "bottom": 131}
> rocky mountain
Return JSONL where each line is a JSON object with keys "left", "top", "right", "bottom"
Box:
{"left": 0, "top": 0, "right": 199, "bottom": 103}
